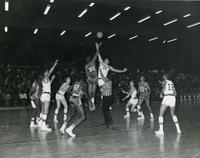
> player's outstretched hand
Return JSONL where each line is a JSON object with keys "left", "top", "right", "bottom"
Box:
{"left": 123, "top": 68, "right": 127, "bottom": 72}
{"left": 55, "top": 59, "right": 59, "bottom": 65}
{"left": 95, "top": 42, "right": 102, "bottom": 52}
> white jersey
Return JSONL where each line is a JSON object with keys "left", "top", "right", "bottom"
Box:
{"left": 164, "top": 80, "right": 175, "bottom": 96}
{"left": 58, "top": 83, "right": 70, "bottom": 95}
{"left": 98, "top": 62, "right": 109, "bottom": 79}
{"left": 42, "top": 81, "right": 51, "bottom": 93}
{"left": 130, "top": 88, "right": 137, "bottom": 99}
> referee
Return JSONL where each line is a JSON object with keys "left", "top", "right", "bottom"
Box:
{"left": 96, "top": 43, "right": 127, "bottom": 128}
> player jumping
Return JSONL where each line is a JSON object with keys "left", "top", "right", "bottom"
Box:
{"left": 39, "top": 59, "right": 58, "bottom": 131}
{"left": 85, "top": 48, "right": 98, "bottom": 111}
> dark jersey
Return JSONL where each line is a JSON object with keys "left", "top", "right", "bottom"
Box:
{"left": 72, "top": 81, "right": 83, "bottom": 97}
{"left": 138, "top": 82, "right": 149, "bottom": 97}
{"left": 86, "top": 62, "right": 97, "bottom": 78}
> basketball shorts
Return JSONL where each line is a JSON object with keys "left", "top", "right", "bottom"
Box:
{"left": 162, "top": 96, "right": 176, "bottom": 107}
{"left": 40, "top": 93, "right": 51, "bottom": 102}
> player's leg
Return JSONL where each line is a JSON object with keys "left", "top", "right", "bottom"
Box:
{"left": 41, "top": 100, "right": 52, "bottom": 131}
{"left": 36, "top": 99, "right": 41, "bottom": 125}
{"left": 60, "top": 98, "right": 68, "bottom": 121}
{"left": 170, "top": 106, "right": 181, "bottom": 134}
{"left": 30, "top": 100, "right": 37, "bottom": 127}
{"left": 130, "top": 99, "right": 138, "bottom": 112}
{"left": 91, "top": 82, "right": 97, "bottom": 111}
{"left": 60, "top": 97, "right": 76, "bottom": 134}
{"left": 88, "top": 82, "right": 95, "bottom": 111}
{"left": 137, "top": 97, "right": 145, "bottom": 119}
{"left": 65, "top": 99, "right": 85, "bottom": 137}
{"left": 145, "top": 97, "right": 154, "bottom": 120}
{"left": 155, "top": 104, "right": 167, "bottom": 135}
{"left": 54, "top": 97, "right": 61, "bottom": 123}
{"left": 124, "top": 100, "right": 132, "bottom": 118}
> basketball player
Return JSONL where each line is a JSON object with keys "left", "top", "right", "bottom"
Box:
{"left": 122, "top": 80, "right": 140, "bottom": 119}
{"left": 60, "top": 78, "right": 85, "bottom": 137}
{"left": 40, "top": 59, "right": 58, "bottom": 131}
{"left": 85, "top": 50, "right": 98, "bottom": 111}
{"left": 137, "top": 76, "right": 154, "bottom": 120}
{"left": 97, "top": 43, "right": 127, "bottom": 128}
{"left": 155, "top": 74, "right": 181, "bottom": 135}
{"left": 54, "top": 77, "right": 71, "bottom": 123}
{"left": 29, "top": 76, "right": 42, "bottom": 127}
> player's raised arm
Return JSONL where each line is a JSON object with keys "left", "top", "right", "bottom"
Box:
{"left": 47, "top": 59, "right": 58, "bottom": 78}
{"left": 91, "top": 51, "right": 98, "bottom": 63}
{"left": 110, "top": 66, "right": 127, "bottom": 73}
{"left": 50, "top": 75, "right": 56, "bottom": 84}
{"left": 96, "top": 43, "right": 103, "bottom": 63}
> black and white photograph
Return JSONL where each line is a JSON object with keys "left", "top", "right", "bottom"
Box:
{"left": 0, "top": 0, "right": 200, "bottom": 158}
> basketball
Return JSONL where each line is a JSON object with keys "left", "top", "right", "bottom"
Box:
{"left": 97, "top": 32, "right": 103, "bottom": 38}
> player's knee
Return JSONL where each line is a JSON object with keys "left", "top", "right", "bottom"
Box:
{"left": 55, "top": 109, "right": 59, "bottom": 114}
{"left": 172, "top": 115, "right": 178, "bottom": 123}
{"left": 64, "top": 108, "right": 68, "bottom": 114}
{"left": 159, "top": 116, "right": 164, "bottom": 124}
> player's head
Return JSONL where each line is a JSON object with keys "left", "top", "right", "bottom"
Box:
{"left": 104, "top": 58, "right": 110, "bottom": 64}
{"left": 163, "top": 74, "right": 168, "bottom": 80}
{"left": 140, "top": 76, "right": 145, "bottom": 82}
{"left": 86, "top": 56, "right": 91, "bottom": 63}
{"left": 65, "top": 77, "right": 71, "bottom": 84}
{"left": 44, "top": 69, "right": 49, "bottom": 76}
{"left": 130, "top": 80, "right": 134, "bottom": 87}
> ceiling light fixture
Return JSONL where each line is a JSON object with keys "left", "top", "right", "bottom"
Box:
{"left": 186, "top": 22, "right": 200, "bottom": 28}
{"left": 137, "top": 16, "right": 151, "bottom": 23}
{"left": 155, "top": 10, "right": 162, "bottom": 14}
{"left": 148, "top": 37, "right": 159, "bottom": 41}
{"left": 109, "top": 12, "right": 121, "bottom": 21}
{"left": 44, "top": 5, "right": 51, "bottom": 15}
{"left": 183, "top": 14, "right": 191, "bottom": 18}
{"left": 34, "top": 28, "right": 38, "bottom": 34}
{"left": 85, "top": 32, "right": 92, "bottom": 37}
{"left": 163, "top": 19, "right": 178, "bottom": 26}
{"left": 78, "top": 9, "right": 88, "bottom": 18}
{"left": 4, "top": 26, "right": 8, "bottom": 32}
{"left": 5, "top": 1, "right": 9, "bottom": 11}
{"left": 107, "top": 34, "right": 116, "bottom": 39}
{"left": 89, "top": 3, "right": 95, "bottom": 7}
{"left": 60, "top": 30, "right": 66, "bottom": 36}
{"left": 124, "top": 7, "right": 131, "bottom": 11}
{"left": 129, "top": 35, "right": 138, "bottom": 40}
{"left": 167, "top": 38, "right": 177, "bottom": 43}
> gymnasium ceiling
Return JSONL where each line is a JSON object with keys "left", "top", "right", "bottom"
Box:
{"left": 0, "top": 0, "right": 200, "bottom": 50}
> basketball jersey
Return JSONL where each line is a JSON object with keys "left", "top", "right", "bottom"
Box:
{"left": 130, "top": 88, "right": 137, "bottom": 99}
{"left": 58, "top": 83, "right": 70, "bottom": 95}
{"left": 164, "top": 80, "right": 175, "bottom": 96}
{"left": 72, "top": 82, "right": 82, "bottom": 97}
{"left": 87, "top": 63, "right": 97, "bottom": 78}
{"left": 139, "top": 82, "right": 149, "bottom": 96}
{"left": 29, "top": 82, "right": 39, "bottom": 99}
{"left": 98, "top": 63, "right": 109, "bottom": 80}
{"left": 42, "top": 80, "right": 51, "bottom": 93}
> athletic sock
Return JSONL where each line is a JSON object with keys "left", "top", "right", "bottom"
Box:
{"left": 159, "top": 116, "right": 164, "bottom": 132}
{"left": 173, "top": 116, "right": 181, "bottom": 132}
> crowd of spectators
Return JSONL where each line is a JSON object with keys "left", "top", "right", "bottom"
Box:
{"left": 0, "top": 63, "right": 200, "bottom": 107}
